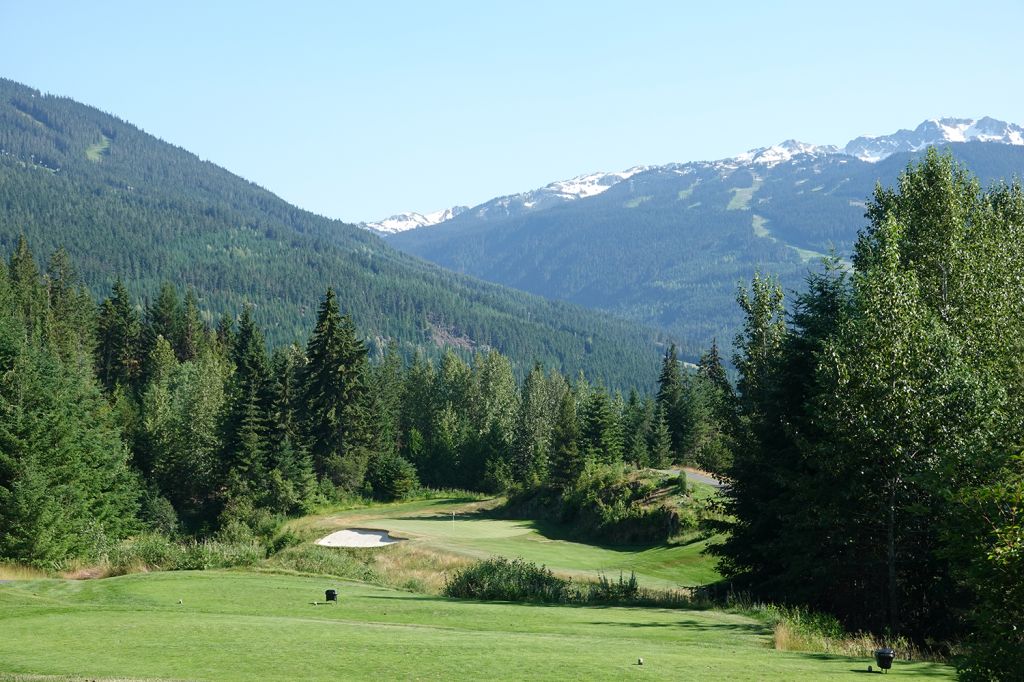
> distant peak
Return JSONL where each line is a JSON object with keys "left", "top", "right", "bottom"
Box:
{"left": 731, "top": 140, "right": 838, "bottom": 167}
{"left": 844, "top": 117, "right": 1024, "bottom": 161}
{"left": 362, "top": 206, "right": 468, "bottom": 234}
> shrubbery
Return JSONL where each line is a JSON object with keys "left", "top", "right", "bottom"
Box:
{"left": 504, "top": 463, "right": 702, "bottom": 545}
{"left": 92, "top": 533, "right": 264, "bottom": 574}
{"left": 443, "top": 557, "right": 570, "bottom": 603}
{"left": 443, "top": 557, "right": 696, "bottom": 608}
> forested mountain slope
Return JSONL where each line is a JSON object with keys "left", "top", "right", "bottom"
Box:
{"left": 392, "top": 139, "right": 1024, "bottom": 356}
{"left": 0, "top": 78, "right": 662, "bottom": 388}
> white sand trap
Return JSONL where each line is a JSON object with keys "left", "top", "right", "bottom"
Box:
{"left": 316, "top": 528, "right": 405, "bottom": 548}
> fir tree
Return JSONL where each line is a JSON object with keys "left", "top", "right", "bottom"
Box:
{"left": 299, "top": 288, "right": 374, "bottom": 490}
{"left": 96, "top": 279, "right": 142, "bottom": 393}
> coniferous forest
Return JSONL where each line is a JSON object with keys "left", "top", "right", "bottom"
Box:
{"left": 2, "top": 152, "right": 1020, "bottom": 678}
{"left": 0, "top": 235, "right": 730, "bottom": 557}
{"left": 1, "top": 67, "right": 1022, "bottom": 680}
{"left": 0, "top": 77, "right": 663, "bottom": 390}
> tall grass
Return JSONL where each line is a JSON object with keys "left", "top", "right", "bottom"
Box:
{"left": 726, "top": 595, "right": 936, "bottom": 661}
{"left": 0, "top": 562, "right": 49, "bottom": 580}
{"left": 261, "top": 544, "right": 379, "bottom": 583}
{"left": 62, "top": 534, "right": 264, "bottom": 578}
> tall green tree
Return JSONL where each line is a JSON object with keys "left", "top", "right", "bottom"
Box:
{"left": 548, "top": 389, "right": 583, "bottom": 490}
{"left": 656, "top": 343, "right": 686, "bottom": 459}
{"left": 299, "top": 288, "right": 374, "bottom": 490}
{"left": 96, "top": 279, "right": 141, "bottom": 393}
{"left": 220, "top": 305, "right": 273, "bottom": 495}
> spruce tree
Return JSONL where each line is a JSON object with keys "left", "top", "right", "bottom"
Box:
{"left": 656, "top": 343, "right": 686, "bottom": 459}
{"left": 299, "top": 288, "right": 374, "bottom": 490}
{"left": 96, "top": 279, "right": 142, "bottom": 393}
{"left": 548, "top": 389, "right": 583, "bottom": 490}
{"left": 220, "top": 305, "right": 272, "bottom": 496}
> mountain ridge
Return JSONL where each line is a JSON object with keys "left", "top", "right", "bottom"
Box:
{"left": 367, "top": 117, "right": 1024, "bottom": 232}
{"left": 389, "top": 136, "right": 1024, "bottom": 355}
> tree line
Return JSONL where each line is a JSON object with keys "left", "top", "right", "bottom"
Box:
{"left": 0, "top": 237, "right": 733, "bottom": 565}
{"left": 715, "top": 150, "right": 1022, "bottom": 679}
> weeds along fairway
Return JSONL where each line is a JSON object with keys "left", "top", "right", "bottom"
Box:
{"left": 0, "top": 571, "right": 955, "bottom": 681}
{"left": 291, "top": 497, "right": 720, "bottom": 589}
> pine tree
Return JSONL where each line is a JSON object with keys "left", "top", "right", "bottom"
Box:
{"left": 656, "top": 343, "right": 686, "bottom": 459}
{"left": 649, "top": 404, "right": 673, "bottom": 469}
{"left": 580, "top": 385, "right": 623, "bottom": 465}
{"left": 44, "top": 248, "right": 96, "bottom": 364}
{"left": 299, "top": 288, "right": 374, "bottom": 490}
{"left": 265, "top": 344, "right": 315, "bottom": 513}
{"left": 7, "top": 236, "right": 48, "bottom": 343}
{"left": 220, "top": 305, "right": 272, "bottom": 495}
{"left": 96, "top": 279, "right": 142, "bottom": 393}
{"left": 178, "top": 289, "right": 205, "bottom": 362}
{"left": 548, "top": 389, "right": 583, "bottom": 490}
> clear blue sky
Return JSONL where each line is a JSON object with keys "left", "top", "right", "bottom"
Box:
{"left": 2, "top": 1, "right": 1021, "bottom": 221}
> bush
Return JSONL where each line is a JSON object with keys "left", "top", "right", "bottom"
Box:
{"left": 444, "top": 558, "right": 699, "bottom": 609}
{"left": 504, "top": 463, "right": 686, "bottom": 544}
{"left": 443, "top": 557, "right": 572, "bottom": 603}
{"left": 366, "top": 452, "right": 420, "bottom": 501}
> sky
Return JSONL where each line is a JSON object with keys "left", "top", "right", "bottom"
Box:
{"left": 1, "top": 1, "right": 1022, "bottom": 222}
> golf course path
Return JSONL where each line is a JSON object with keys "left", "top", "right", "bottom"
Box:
{"left": 682, "top": 467, "right": 723, "bottom": 488}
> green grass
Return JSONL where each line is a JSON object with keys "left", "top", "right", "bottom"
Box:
{"left": 85, "top": 135, "right": 110, "bottom": 162}
{"left": 0, "top": 571, "right": 955, "bottom": 681}
{"left": 726, "top": 177, "right": 762, "bottom": 210}
{"left": 676, "top": 183, "right": 696, "bottom": 201}
{"left": 752, "top": 214, "right": 771, "bottom": 238}
{"left": 751, "top": 214, "right": 830, "bottom": 263}
{"left": 623, "top": 195, "right": 652, "bottom": 208}
{"left": 296, "top": 498, "right": 720, "bottom": 589}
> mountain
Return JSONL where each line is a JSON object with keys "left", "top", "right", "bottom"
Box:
{"left": 365, "top": 167, "right": 651, "bottom": 232}
{"left": 845, "top": 116, "right": 1024, "bottom": 162}
{"left": 389, "top": 119, "right": 1024, "bottom": 357}
{"left": 0, "top": 77, "right": 665, "bottom": 389}
{"left": 362, "top": 206, "right": 469, "bottom": 234}
{"left": 378, "top": 118, "right": 1024, "bottom": 233}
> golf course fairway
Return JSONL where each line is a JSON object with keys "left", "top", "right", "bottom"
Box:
{"left": 295, "top": 497, "right": 720, "bottom": 588}
{"left": 0, "top": 571, "right": 955, "bottom": 681}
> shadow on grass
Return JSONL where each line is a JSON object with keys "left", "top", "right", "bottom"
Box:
{"left": 363, "top": 593, "right": 717, "bottom": 613}
{"left": 586, "top": 617, "right": 768, "bottom": 635}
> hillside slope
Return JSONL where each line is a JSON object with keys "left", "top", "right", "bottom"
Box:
{"left": 0, "top": 78, "right": 663, "bottom": 387}
{"left": 392, "top": 140, "right": 1024, "bottom": 355}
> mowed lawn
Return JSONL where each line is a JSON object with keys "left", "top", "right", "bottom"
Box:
{"left": 0, "top": 571, "right": 955, "bottom": 681}
{"left": 297, "top": 497, "right": 719, "bottom": 589}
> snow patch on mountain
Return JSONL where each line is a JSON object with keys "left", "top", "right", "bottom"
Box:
{"left": 365, "top": 117, "right": 1023, "bottom": 235}
{"left": 363, "top": 206, "right": 468, "bottom": 234}
{"left": 844, "top": 117, "right": 1024, "bottom": 162}
{"left": 544, "top": 166, "right": 651, "bottom": 199}
{"left": 732, "top": 140, "right": 840, "bottom": 167}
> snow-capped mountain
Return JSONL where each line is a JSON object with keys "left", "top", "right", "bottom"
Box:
{"left": 365, "top": 117, "right": 1023, "bottom": 235}
{"left": 732, "top": 140, "right": 840, "bottom": 167}
{"left": 844, "top": 117, "right": 1024, "bottom": 162}
{"left": 361, "top": 168, "right": 650, "bottom": 232}
{"left": 362, "top": 206, "right": 468, "bottom": 234}
{"left": 388, "top": 118, "right": 1024, "bottom": 358}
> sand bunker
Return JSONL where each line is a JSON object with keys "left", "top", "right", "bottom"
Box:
{"left": 315, "top": 528, "right": 405, "bottom": 548}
